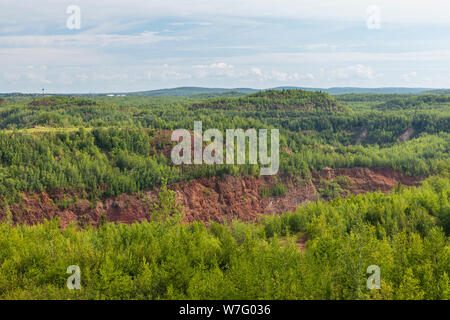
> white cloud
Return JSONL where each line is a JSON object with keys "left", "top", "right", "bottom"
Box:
{"left": 271, "top": 71, "right": 289, "bottom": 81}
{"left": 94, "top": 73, "right": 129, "bottom": 81}
{"left": 332, "top": 64, "right": 376, "bottom": 80}
{"left": 58, "top": 73, "right": 74, "bottom": 85}
{"left": 402, "top": 71, "right": 417, "bottom": 82}
{"left": 3, "top": 73, "right": 21, "bottom": 81}
{"left": 76, "top": 74, "right": 89, "bottom": 81}
{"left": 295, "top": 73, "right": 315, "bottom": 80}
{"left": 161, "top": 70, "right": 192, "bottom": 81}
{"left": 327, "top": 64, "right": 380, "bottom": 81}
{"left": 0, "top": 32, "right": 186, "bottom": 48}
{"left": 191, "top": 62, "right": 238, "bottom": 79}
{"left": 193, "top": 62, "right": 234, "bottom": 69}
{"left": 25, "top": 72, "right": 51, "bottom": 84}
{"left": 305, "top": 43, "right": 337, "bottom": 51}
{"left": 210, "top": 62, "right": 233, "bottom": 69}
{"left": 251, "top": 67, "right": 263, "bottom": 76}
{"left": 249, "top": 68, "right": 316, "bottom": 82}
{"left": 0, "top": 47, "right": 113, "bottom": 67}
{"left": 170, "top": 21, "right": 212, "bottom": 26}
{"left": 1, "top": 0, "right": 450, "bottom": 92}
{"left": 0, "top": 31, "right": 187, "bottom": 47}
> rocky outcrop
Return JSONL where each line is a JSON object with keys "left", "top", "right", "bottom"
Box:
{"left": 398, "top": 127, "right": 415, "bottom": 142}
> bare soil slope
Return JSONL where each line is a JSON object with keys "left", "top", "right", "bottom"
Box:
{"left": 0, "top": 167, "right": 423, "bottom": 227}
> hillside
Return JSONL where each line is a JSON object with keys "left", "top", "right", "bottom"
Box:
{"left": 28, "top": 96, "right": 98, "bottom": 108}
{"left": 0, "top": 93, "right": 449, "bottom": 301}
{"left": 1, "top": 167, "right": 423, "bottom": 226}
{"left": 191, "top": 89, "right": 350, "bottom": 112}
{"left": 272, "top": 87, "right": 433, "bottom": 95}
{"left": 375, "top": 94, "right": 450, "bottom": 110}
{"left": 423, "top": 89, "right": 450, "bottom": 95}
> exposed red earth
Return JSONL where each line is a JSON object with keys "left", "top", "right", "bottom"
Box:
{"left": 0, "top": 167, "right": 423, "bottom": 228}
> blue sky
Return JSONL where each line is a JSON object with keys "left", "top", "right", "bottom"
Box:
{"left": 1, "top": 0, "right": 450, "bottom": 93}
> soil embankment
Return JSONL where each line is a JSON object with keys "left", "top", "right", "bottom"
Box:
{"left": 0, "top": 167, "right": 423, "bottom": 227}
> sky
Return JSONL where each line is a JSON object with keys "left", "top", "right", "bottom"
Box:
{"left": 1, "top": 0, "right": 450, "bottom": 93}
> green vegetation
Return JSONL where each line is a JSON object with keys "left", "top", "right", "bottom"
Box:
{"left": 375, "top": 94, "right": 450, "bottom": 111}
{"left": 192, "top": 89, "right": 349, "bottom": 112}
{"left": 0, "top": 175, "right": 448, "bottom": 299}
{"left": 0, "top": 90, "right": 449, "bottom": 300}
{"left": 0, "top": 91, "right": 448, "bottom": 204}
{"left": 318, "top": 176, "right": 351, "bottom": 199}
{"left": 260, "top": 184, "right": 287, "bottom": 197}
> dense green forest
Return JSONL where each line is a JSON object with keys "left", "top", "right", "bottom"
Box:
{"left": 0, "top": 91, "right": 448, "bottom": 203}
{"left": 0, "top": 90, "right": 448, "bottom": 300}
{"left": 0, "top": 175, "right": 448, "bottom": 299}
{"left": 191, "top": 89, "right": 350, "bottom": 111}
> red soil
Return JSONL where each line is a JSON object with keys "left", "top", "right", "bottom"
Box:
{"left": 0, "top": 167, "right": 423, "bottom": 227}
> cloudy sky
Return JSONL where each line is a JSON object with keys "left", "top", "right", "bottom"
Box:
{"left": 1, "top": 0, "right": 450, "bottom": 93}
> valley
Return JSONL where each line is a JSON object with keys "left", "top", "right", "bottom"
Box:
{"left": 0, "top": 89, "right": 448, "bottom": 300}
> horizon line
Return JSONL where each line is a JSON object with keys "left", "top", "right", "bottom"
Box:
{"left": 0, "top": 86, "right": 447, "bottom": 95}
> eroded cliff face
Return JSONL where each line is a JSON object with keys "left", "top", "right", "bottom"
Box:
{"left": 0, "top": 167, "right": 423, "bottom": 227}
